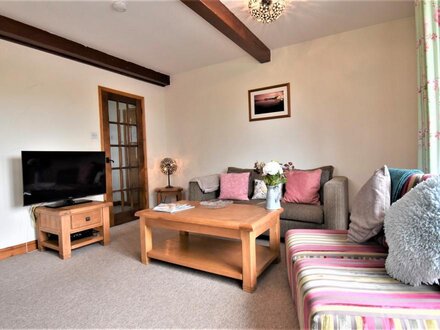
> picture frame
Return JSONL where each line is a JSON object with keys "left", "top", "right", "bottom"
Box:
{"left": 248, "top": 83, "right": 291, "bottom": 122}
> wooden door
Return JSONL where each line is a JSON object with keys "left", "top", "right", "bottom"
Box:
{"left": 99, "top": 87, "right": 148, "bottom": 226}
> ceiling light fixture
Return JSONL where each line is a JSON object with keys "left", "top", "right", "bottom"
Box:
{"left": 112, "top": 0, "right": 127, "bottom": 13}
{"left": 248, "top": 0, "right": 286, "bottom": 24}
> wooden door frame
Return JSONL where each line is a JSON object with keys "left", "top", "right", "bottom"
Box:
{"left": 98, "top": 86, "right": 149, "bottom": 226}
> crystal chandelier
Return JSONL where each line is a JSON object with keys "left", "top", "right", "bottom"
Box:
{"left": 248, "top": 0, "right": 286, "bottom": 24}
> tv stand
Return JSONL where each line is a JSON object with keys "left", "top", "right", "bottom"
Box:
{"left": 45, "top": 198, "right": 92, "bottom": 209}
{"left": 35, "top": 201, "right": 111, "bottom": 259}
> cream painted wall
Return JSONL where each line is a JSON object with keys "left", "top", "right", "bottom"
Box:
{"left": 0, "top": 40, "right": 168, "bottom": 249}
{"left": 165, "top": 17, "right": 418, "bottom": 204}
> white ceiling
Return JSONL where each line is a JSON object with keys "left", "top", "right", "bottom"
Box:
{"left": 0, "top": 0, "right": 414, "bottom": 76}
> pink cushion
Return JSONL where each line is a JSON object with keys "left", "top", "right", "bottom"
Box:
{"left": 283, "top": 169, "right": 322, "bottom": 205}
{"left": 219, "top": 173, "right": 249, "bottom": 200}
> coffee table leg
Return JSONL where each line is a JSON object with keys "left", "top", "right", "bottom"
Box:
{"left": 140, "top": 217, "right": 152, "bottom": 264}
{"left": 269, "top": 216, "right": 281, "bottom": 263}
{"left": 241, "top": 231, "right": 257, "bottom": 293}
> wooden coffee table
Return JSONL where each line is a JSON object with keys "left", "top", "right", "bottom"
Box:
{"left": 135, "top": 202, "right": 282, "bottom": 292}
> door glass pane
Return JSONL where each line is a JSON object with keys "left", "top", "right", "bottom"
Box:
{"left": 129, "top": 126, "right": 137, "bottom": 144}
{"left": 119, "top": 124, "right": 126, "bottom": 145}
{"left": 113, "top": 191, "right": 121, "bottom": 203}
{"left": 112, "top": 192, "right": 122, "bottom": 213}
{"left": 121, "top": 169, "right": 129, "bottom": 189}
{"left": 110, "top": 147, "right": 120, "bottom": 168}
{"left": 127, "top": 105, "right": 137, "bottom": 124}
{"left": 130, "top": 168, "right": 139, "bottom": 188}
{"left": 108, "top": 101, "right": 117, "bottom": 122}
{"left": 128, "top": 147, "right": 138, "bottom": 166}
{"left": 112, "top": 169, "right": 121, "bottom": 191}
{"left": 122, "top": 190, "right": 140, "bottom": 210}
{"left": 120, "top": 147, "right": 127, "bottom": 167}
{"left": 118, "top": 103, "right": 128, "bottom": 124}
{"left": 110, "top": 124, "right": 118, "bottom": 145}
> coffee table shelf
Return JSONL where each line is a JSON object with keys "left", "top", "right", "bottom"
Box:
{"left": 148, "top": 235, "right": 277, "bottom": 280}
{"left": 136, "top": 202, "right": 282, "bottom": 292}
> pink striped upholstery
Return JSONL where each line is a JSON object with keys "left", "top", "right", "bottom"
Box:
{"left": 286, "top": 229, "right": 440, "bottom": 330}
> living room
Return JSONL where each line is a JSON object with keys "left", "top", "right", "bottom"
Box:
{"left": 1, "top": 0, "right": 438, "bottom": 329}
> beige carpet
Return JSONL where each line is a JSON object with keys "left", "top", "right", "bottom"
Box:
{"left": 0, "top": 220, "right": 299, "bottom": 329}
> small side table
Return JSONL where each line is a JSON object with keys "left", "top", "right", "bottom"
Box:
{"left": 155, "top": 186, "right": 183, "bottom": 205}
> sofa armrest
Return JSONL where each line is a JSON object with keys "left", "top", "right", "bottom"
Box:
{"left": 188, "top": 181, "right": 219, "bottom": 201}
{"left": 323, "top": 176, "right": 349, "bottom": 229}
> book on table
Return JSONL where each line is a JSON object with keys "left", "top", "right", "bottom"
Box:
{"left": 153, "top": 203, "right": 194, "bottom": 213}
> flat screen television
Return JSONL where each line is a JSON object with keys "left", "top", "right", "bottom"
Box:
{"left": 21, "top": 151, "right": 106, "bottom": 207}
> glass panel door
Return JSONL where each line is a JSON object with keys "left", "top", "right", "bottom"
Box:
{"left": 100, "top": 88, "right": 147, "bottom": 226}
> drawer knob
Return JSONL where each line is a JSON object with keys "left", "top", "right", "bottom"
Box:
{"left": 85, "top": 216, "right": 91, "bottom": 221}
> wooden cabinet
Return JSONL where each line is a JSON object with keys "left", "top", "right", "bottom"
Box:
{"left": 35, "top": 201, "right": 111, "bottom": 259}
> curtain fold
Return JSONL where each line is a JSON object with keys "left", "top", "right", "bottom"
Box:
{"left": 417, "top": 0, "right": 440, "bottom": 174}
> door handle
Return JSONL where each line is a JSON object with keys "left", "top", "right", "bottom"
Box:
{"left": 105, "top": 157, "right": 115, "bottom": 164}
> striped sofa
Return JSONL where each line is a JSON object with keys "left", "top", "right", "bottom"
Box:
{"left": 286, "top": 229, "right": 440, "bottom": 330}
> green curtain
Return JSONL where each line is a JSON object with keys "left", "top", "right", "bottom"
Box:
{"left": 417, "top": 0, "right": 440, "bottom": 174}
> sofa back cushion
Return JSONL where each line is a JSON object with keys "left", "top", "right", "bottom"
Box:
{"left": 283, "top": 169, "right": 322, "bottom": 205}
{"left": 291, "top": 166, "right": 334, "bottom": 202}
{"left": 219, "top": 172, "right": 250, "bottom": 200}
{"left": 227, "top": 167, "right": 262, "bottom": 198}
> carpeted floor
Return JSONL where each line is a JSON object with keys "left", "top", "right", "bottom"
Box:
{"left": 0, "top": 220, "right": 299, "bottom": 329}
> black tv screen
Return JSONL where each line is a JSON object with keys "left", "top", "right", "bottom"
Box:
{"left": 22, "top": 151, "right": 106, "bottom": 206}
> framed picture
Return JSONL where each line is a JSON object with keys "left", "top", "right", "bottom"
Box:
{"left": 248, "top": 83, "right": 291, "bottom": 122}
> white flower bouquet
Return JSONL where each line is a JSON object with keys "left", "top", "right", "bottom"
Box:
{"left": 261, "top": 161, "right": 287, "bottom": 187}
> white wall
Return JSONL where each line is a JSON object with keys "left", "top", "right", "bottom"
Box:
{"left": 0, "top": 40, "right": 168, "bottom": 249}
{"left": 165, "top": 17, "right": 418, "bottom": 203}
{"left": 0, "top": 17, "right": 418, "bottom": 249}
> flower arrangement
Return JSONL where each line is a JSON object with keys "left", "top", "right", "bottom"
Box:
{"left": 254, "top": 161, "right": 287, "bottom": 187}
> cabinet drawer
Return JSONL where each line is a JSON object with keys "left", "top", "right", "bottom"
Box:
{"left": 71, "top": 210, "right": 102, "bottom": 229}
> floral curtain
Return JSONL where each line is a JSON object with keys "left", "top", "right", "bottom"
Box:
{"left": 416, "top": 0, "right": 440, "bottom": 174}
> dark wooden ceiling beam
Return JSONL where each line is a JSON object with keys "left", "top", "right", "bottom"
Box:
{"left": 0, "top": 15, "right": 170, "bottom": 87}
{"left": 181, "top": 0, "right": 271, "bottom": 63}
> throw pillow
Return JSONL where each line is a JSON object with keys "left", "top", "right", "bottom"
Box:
{"left": 293, "top": 166, "right": 334, "bottom": 202}
{"left": 219, "top": 172, "right": 249, "bottom": 201}
{"left": 227, "top": 167, "right": 262, "bottom": 198}
{"left": 347, "top": 166, "right": 391, "bottom": 243}
{"left": 251, "top": 179, "right": 267, "bottom": 199}
{"left": 384, "top": 176, "right": 440, "bottom": 286}
{"left": 283, "top": 169, "right": 322, "bottom": 205}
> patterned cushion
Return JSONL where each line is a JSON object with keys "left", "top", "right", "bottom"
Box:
{"left": 218, "top": 172, "right": 249, "bottom": 200}
{"left": 251, "top": 179, "right": 267, "bottom": 199}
